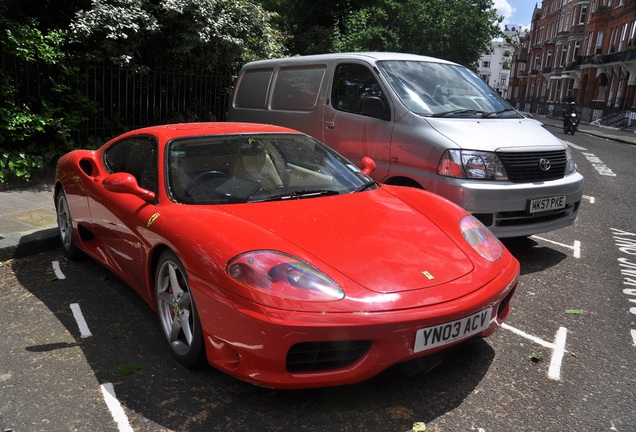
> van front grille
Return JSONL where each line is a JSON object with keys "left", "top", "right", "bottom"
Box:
{"left": 497, "top": 150, "right": 567, "bottom": 182}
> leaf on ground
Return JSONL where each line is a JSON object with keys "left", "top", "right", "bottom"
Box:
{"left": 530, "top": 353, "right": 544, "bottom": 363}
{"left": 116, "top": 363, "right": 142, "bottom": 376}
{"left": 565, "top": 309, "right": 584, "bottom": 315}
{"left": 411, "top": 422, "right": 426, "bottom": 432}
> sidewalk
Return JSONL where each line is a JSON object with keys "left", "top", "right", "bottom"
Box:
{"left": 0, "top": 116, "right": 634, "bottom": 262}
{"left": 0, "top": 183, "right": 59, "bottom": 261}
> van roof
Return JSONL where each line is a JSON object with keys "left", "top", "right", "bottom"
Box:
{"left": 241, "top": 52, "right": 457, "bottom": 68}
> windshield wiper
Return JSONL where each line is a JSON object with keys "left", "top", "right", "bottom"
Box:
{"left": 482, "top": 108, "right": 518, "bottom": 117}
{"left": 431, "top": 109, "right": 480, "bottom": 118}
{"left": 354, "top": 181, "right": 378, "bottom": 193}
{"left": 255, "top": 189, "right": 340, "bottom": 202}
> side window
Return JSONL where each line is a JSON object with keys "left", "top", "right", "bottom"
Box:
{"left": 104, "top": 136, "right": 158, "bottom": 192}
{"left": 271, "top": 66, "right": 326, "bottom": 110}
{"left": 234, "top": 69, "right": 273, "bottom": 109}
{"left": 331, "top": 63, "right": 389, "bottom": 119}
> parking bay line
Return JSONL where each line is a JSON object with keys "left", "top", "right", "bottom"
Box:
{"left": 70, "top": 303, "right": 92, "bottom": 338}
{"left": 531, "top": 235, "right": 581, "bottom": 259}
{"left": 101, "top": 383, "right": 134, "bottom": 432}
{"left": 501, "top": 323, "right": 568, "bottom": 381}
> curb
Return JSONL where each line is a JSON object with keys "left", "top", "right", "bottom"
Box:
{"left": 0, "top": 228, "right": 59, "bottom": 262}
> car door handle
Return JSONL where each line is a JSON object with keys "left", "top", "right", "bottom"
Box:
{"left": 325, "top": 121, "right": 335, "bottom": 129}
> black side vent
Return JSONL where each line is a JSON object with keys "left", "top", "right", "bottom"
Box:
{"left": 286, "top": 340, "right": 372, "bottom": 373}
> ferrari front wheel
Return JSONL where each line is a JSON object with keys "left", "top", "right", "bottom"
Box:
{"left": 56, "top": 189, "right": 79, "bottom": 259}
{"left": 155, "top": 250, "right": 205, "bottom": 368}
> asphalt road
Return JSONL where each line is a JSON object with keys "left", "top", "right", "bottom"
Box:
{"left": 1, "top": 127, "right": 635, "bottom": 432}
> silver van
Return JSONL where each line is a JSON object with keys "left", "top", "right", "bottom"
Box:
{"left": 227, "top": 52, "right": 584, "bottom": 238}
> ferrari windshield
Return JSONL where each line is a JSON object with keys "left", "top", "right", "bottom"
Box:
{"left": 167, "top": 133, "right": 374, "bottom": 204}
{"left": 377, "top": 60, "right": 521, "bottom": 118}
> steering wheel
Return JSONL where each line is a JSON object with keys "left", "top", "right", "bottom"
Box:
{"left": 184, "top": 170, "right": 228, "bottom": 198}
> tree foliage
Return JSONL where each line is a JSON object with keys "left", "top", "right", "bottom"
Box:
{"left": 261, "top": 0, "right": 502, "bottom": 68}
{"left": 69, "top": 0, "right": 286, "bottom": 70}
{"left": 0, "top": 19, "right": 90, "bottom": 183}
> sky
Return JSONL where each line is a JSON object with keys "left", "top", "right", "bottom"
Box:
{"left": 494, "top": 0, "right": 539, "bottom": 31}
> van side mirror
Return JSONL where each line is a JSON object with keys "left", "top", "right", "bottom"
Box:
{"left": 361, "top": 96, "right": 388, "bottom": 120}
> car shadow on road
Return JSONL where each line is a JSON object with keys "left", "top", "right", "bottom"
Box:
{"left": 502, "top": 237, "right": 568, "bottom": 275}
{"left": 9, "top": 250, "right": 497, "bottom": 432}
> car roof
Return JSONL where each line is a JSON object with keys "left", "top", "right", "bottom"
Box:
{"left": 241, "top": 52, "right": 457, "bottom": 69}
{"left": 117, "top": 122, "right": 301, "bottom": 141}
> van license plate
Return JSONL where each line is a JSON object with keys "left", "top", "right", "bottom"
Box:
{"left": 528, "top": 196, "right": 566, "bottom": 213}
{"left": 414, "top": 309, "right": 492, "bottom": 353}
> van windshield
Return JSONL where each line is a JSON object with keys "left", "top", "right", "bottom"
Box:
{"left": 377, "top": 61, "right": 520, "bottom": 118}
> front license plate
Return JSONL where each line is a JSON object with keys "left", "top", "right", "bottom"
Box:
{"left": 414, "top": 309, "right": 492, "bottom": 353}
{"left": 529, "top": 196, "right": 566, "bottom": 213}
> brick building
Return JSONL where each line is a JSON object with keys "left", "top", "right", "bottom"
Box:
{"left": 508, "top": 0, "right": 636, "bottom": 126}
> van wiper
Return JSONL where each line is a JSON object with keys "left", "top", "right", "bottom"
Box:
{"left": 482, "top": 108, "right": 518, "bottom": 117}
{"left": 255, "top": 189, "right": 340, "bottom": 202}
{"left": 431, "top": 109, "right": 480, "bottom": 118}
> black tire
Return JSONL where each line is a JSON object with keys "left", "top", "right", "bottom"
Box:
{"left": 155, "top": 250, "right": 205, "bottom": 367}
{"left": 56, "top": 189, "right": 80, "bottom": 260}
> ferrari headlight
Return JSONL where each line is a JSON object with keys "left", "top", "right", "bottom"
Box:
{"left": 438, "top": 149, "right": 507, "bottom": 180}
{"left": 227, "top": 251, "right": 344, "bottom": 301}
{"left": 459, "top": 216, "right": 503, "bottom": 262}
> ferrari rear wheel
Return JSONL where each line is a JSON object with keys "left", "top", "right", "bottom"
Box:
{"left": 155, "top": 250, "right": 205, "bottom": 367}
{"left": 56, "top": 189, "right": 79, "bottom": 260}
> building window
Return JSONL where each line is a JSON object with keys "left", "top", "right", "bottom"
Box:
{"left": 579, "top": 5, "right": 587, "bottom": 24}
{"left": 482, "top": 61, "right": 490, "bottom": 68}
{"left": 595, "top": 31, "right": 604, "bottom": 54}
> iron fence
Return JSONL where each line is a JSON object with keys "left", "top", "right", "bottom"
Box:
{"left": 2, "top": 53, "right": 238, "bottom": 145}
{"left": 77, "top": 63, "right": 237, "bottom": 142}
{"left": 509, "top": 98, "right": 636, "bottom": 129}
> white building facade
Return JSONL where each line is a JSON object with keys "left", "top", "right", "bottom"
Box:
{"left": 478, "top": 27, "right": 526, "bottom": 99}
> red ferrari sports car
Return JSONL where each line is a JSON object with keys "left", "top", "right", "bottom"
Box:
{"left": 55, "top": 122, "right": 519, "bottom": 389}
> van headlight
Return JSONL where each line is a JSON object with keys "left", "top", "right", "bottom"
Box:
{"left": 565, "top": 144, "right": 577, "bottom": 175}
{"left": 437, "top": 149, "right": 508, "bottom": 180}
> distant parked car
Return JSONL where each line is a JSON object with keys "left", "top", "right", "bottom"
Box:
{"left": 55, "top": 122, "right": 519, "bottom": 389}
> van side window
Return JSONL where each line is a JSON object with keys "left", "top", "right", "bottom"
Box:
{"left": 332, "top": 64, "right": 389, "bottom": 119}
{"left": 234, "top": 69, "right": 274, "bottom": 109}
{"left": 271, "top": 66, "right": 326, "bottom": 110}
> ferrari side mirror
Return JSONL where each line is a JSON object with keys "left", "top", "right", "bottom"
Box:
{"left": 103, "top": 172, "right": 156, "bottom": 202}
{"left": 360, "top": 156, "right": 376, "bottom": 176}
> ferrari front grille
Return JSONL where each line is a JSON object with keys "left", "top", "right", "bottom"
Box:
{"left": 286, "top": 340, "right": 372, "bottom": 373}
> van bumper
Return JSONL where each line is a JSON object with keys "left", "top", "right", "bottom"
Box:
{"left": 430, "top": 171, "right": 585, "bottom": 238}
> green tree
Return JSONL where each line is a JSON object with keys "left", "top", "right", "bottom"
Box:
{"left": 260, "top": 0, "right": 502, "bottom": 68}
{"left": 0, "top": 19, "right": 90, "bottom": 183}
{"left": 332, "top": 0, "right": 502, "bottom": 68}
{"left": 69, "top": 0, "right": 286, "bottom": 70}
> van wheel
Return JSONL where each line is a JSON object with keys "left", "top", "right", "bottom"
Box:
{"left": 386, "top": 178, "right": 423, "bottom": 189}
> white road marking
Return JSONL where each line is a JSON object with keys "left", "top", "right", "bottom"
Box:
{"left": 548, "top": 327, "right": 568, "bottom": 381}
{"left": 70, "top": 303, "right": 92, "bottom": 338}
{"left": 532, "top": 235, "right": 581, "bottom": 258}
{"left": 632, "top": 329, "right": 636, "bottom": 347}
{"left": 52, "top": 261, "right": 66, "bottom": 279}
{"left": 502, "top": 323, "right": 568, "bottom": 381}
{"left": 100, "top": 383, "right": 134, "bottom": 432}
{"left": 564, "top": 141, "right": 587, "bottom": 151}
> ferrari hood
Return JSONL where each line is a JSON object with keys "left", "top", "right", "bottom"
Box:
{"left": 221, "top": 190, "right": 474, "bottom": 293}
{"left": 425, "top": 117, "right": 565, "bottom": 152}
